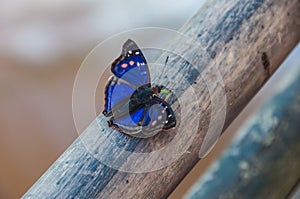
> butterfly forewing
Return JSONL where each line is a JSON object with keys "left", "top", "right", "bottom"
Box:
{"left": 111, "top": 39, "right": 151, "bottom": 87}
{"left": 103, "top": 76, "right": 135, "bottom": 117}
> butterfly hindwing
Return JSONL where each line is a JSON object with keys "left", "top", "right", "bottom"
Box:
{"left": 111, "top": 39, "right": 150, "bottom": 87}
{"left": 142, "top": 96, "right": 176, "bottom": 132}
{"left": 107, "top": 96, "right": 176, "bottom": 134}
{"left": 108, "top": 106, "right": 146, "bottom": 133}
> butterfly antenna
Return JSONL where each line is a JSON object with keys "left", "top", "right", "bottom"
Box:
{"left": 156, "top": 56, "right": 172, "bottom": 102}
{"left": 157, "top": 56, "right": 169, "bottom": 83}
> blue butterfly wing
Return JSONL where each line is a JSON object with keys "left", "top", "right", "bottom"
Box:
{"left": 111, "top": 39, "right": 150, "bottom": 87}
{"left": 142, "top": 96, "right": 176, "bottom": 132}
{"left": 103, "top": 76, "right": 136, "bottom": 117}
{"left": 107, "top": 96, "right": 176, "bottom": 134}
{"left": 108, "top": 106, "right": 146, "bottom": 133}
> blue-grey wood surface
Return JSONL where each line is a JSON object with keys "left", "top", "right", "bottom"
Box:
{"left": 185, "top": 47, "right": 300, "bottom": 199}
{"left": 22, "top": 0, "right": 300, "bottom": 198}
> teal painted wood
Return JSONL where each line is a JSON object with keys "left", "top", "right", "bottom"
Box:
{"left": 22, "top": 0, "right": 300, "bottom": 198}
{"left": 185, "top": 46, "right": 300, "bottom": 199}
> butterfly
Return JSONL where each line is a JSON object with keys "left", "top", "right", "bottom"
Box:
{"left": 102, "top": 39, "right": 176, "bottom": 136}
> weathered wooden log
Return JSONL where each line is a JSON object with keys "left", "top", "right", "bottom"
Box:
{"left": 22, "top": 0, "right": 300, "bottom": 198}
{"left": 184, "top": 46, "right": 300, "bottom": 199}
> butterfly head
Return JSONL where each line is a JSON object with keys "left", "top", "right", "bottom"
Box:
{"left": 151, "top": 85, "right": 164, "bottom": 94}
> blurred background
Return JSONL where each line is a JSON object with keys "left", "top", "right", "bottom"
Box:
{"left": 0, "top": 0, "right": 298, "bottom": 198}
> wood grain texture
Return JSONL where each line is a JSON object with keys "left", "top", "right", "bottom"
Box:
{"left": 185, "top": 50, "right": 300, "bottom": 199}
{"left": 22, "top": 0, "right": 300, "bottom": 198}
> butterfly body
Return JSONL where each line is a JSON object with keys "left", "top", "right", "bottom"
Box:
{"left": 130, "top": 85, "right": 154, "bottom": 107}
{"left": 103, "top": 39, "right": 176, "bottom": 136}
